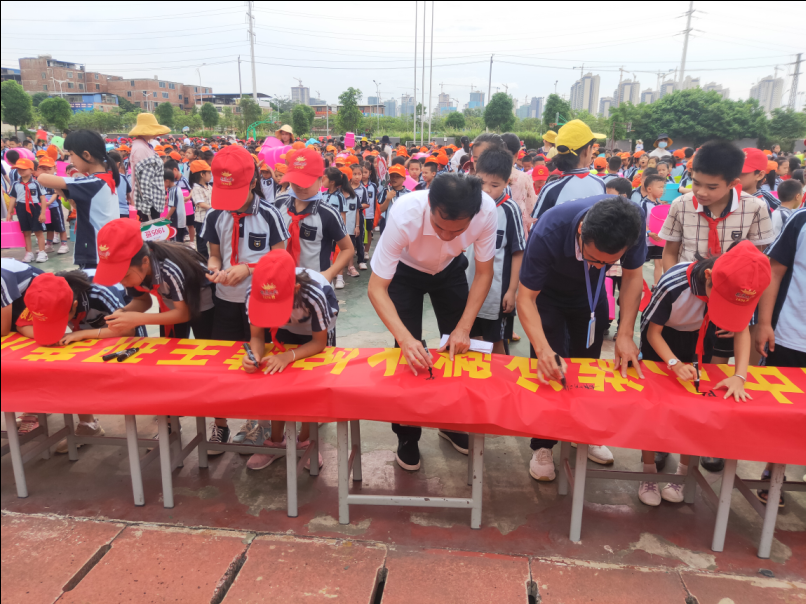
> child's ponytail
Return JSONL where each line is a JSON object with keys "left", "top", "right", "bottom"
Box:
{"left": 64, "top": 129, "right": 119, "bottom": 182}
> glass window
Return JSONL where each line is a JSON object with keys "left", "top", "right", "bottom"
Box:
{"left": 67, "top": 71, "right": 73, "bottom": 78}
{"left": 78, "top": 73, "right": 83, "bottom": 80}
{"left": 127, "top": 91, "right": 132, "bottom": 97}
{"left": 195, "top": 87, "right": 199, "bottom": 93}
{"left": 159, "top": 81, "right": 165, "bottom": 88}
{"left": 178, "top": 94, "right": 183, "bottom": 100}
{"left": 153, "top": 92, "right": 157, "bottom": 97}
{"left": 154, "top": 102, "right": 159, "bottom": 107}
{"left": 95, "top": 74, "right": 99, "bottom": 80}
{"left": 95, "top": 84, "right": 100, "bottom": 90}
{"left": 41, "top": 72, "right": 46, "bottom": 79}
{"left": 135, "top": 101, "right": 141, "bottom": 107}
{"left": 130, "top": 80, "right": 135, "bottom": 86}
{"left": 43, "top": 85, "right": 48, "bottom": 91}
{"left": 79, "top": 83, "right": 84, "bottom": 90}
{"left": 169, "top": 83, "right": 175, "bottom": 90}
{"left": 162, "top": 92, "right": 168, "bottom": 99}
{"left": 67, "top": 82, "right": 74, "bottom": 89}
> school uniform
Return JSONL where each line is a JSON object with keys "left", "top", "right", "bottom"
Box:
{"left": 8, "top": 167, "right": 20, "bottom": 187}
{"left": 531, "top": 168, "right": 606, "bottom": 221}
{"left": 348, "top": 188, "right": 366, "bottom": 264}
{"left": 124, "top": 251, "right": 215, "bottom": 339}
{"left": 273, "top": 188, "right": 292, "bottom": 211}
{"left": 245, "top": 267, "right": 338, "bottom": 347}
{"left": 601, "top": 173, "right": 620, "bottom": 185}
{"left": 771, "top": 205, "right": 794, "bottom": 237}
{"left": 281, "top": 193, "right": 348, "bottom": 272}
{"left": 259, "top": 177, "right": 276, "bottom": 207}
{"left": 115, "top": 173, "right": 132, "bottom": 219}
{"left": 639, "top": 196, "right": 664, "bottom": 260}
{"left": 671, "top": 163, "right": 686, "bottom": 180}
{"left": 465, "top": 193, "right": 526, "bottom": 343}
{"left": 191, "top": 183, "right": 212, "bottom": 259}
{"left": 8, "top": 179, "right": 47, "bottom": 233}
{"left": 325, "top": 189, "right": 346, "bottom": 218}
{"left": 625, "top": 166, "right": 638, "bottom": 182}
{"left": 62, "top": 173, "right": 119, "bottom": 269}
{"left": 679, "top": 171, "right": 692, "bottom": 189}
{"left": 519, "top": 195, "right": 647, "bottom": 450}
{"left": 1, "top": 258, "right": 44, "bottom": 329}
{"left": 201, "top": 194, "right": 289, "bottom": 341}
{"left": 753, "top": 188, "right": 780, "bottom": 213}
{"left": 370, "top": 189, "right": 498, "bottom": 444}
{"left": 42, "top": 186, "right": 66, "bottom": 234}
{"left": 166, "top": 182, "right": 187, "bottom": 242}
{"left": 629, "top": 187, "right": 645, "bottom": 205}
{"left": 362, "top": 181, "right": 379, "bottom": 233}
{"left": 380, "top": 186, "right": 411, "bottom": 234}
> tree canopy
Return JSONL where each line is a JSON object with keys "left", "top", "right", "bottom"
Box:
{"left": 200, "top": 102, "right": 219, "bottom": 129}
{"left": 484, "top": 92, "right": 515, "bottom": 132}
{"left": 292, "top": 103, "right": 316, "bottom": 137}
{"left": 445, "top": 111, "right": 466, "bottom": 129}
{"left": 543, "top": 94, "right": 573, "bottom": 131}
{"left": 239, "top": 97, "right": 263, "bottom": 131}
{"left": 336, "top": 87, "right": 363, "bottom": 134}
{"left": 38, "top": 96, "right": 72, "bottom": 132}
{"left": 1, "top": 81, "right": 33, "bottom": 132}
{"left": 31, "top": 92, "right": 49, "bottom": 108}
{"left": 154, "top": 102, "right": 175, "bottom": 128}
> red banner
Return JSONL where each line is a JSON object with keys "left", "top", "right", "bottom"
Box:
{"left": 2, "top": 333, "right": 804, "bottom": 465}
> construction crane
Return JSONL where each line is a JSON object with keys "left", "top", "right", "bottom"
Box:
{"left": 294, "top": 77, "right": 303, "bottom": 87}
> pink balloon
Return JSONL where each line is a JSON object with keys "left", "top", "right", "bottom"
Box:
{"left": 404, "top": 176, "right": 418, "bottom": 190}
{"left": 262, "top": 136, "right": 283, "bottom": 149}
{"left": 258, "top": 144, "right": 291, "bottom": 169}
{"left": 15, "top": 148, "right": 35, "bottom": 161}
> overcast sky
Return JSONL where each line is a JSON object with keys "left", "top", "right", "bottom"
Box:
{"left": 2, "top": 1, "right": 804, "bottom": 111}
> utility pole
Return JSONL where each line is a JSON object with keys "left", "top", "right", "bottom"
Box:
{"left": 413, "top": 1, "right": 418, "bottom": 144}
{"left": 554, "top": 80, "right": 558, "bottom": 95}
{"left": 238, "top": 56, "right": 243, "bottom": 99}
{"left": 487, "top": 54, "right": 494, "bottom": 107}
{"left": 420, "top": 0, "right": 426, "bottom": 145}
{"left": 789, "top": 53, "right": 802, "bottom": 110}
{"left": 373, "top": 80, "right": 381, "bottom": 130}
{"left": 247, "top": 1, "right": 258, "bottom": 101}
{"left": 678, "top": 1, "right": 694, "bottom": 89}
{"left": 427, "top": 1, "right": 434, "bottom": 142}
{"left": 616, "top": 67, "right": 624, "bottom": 107}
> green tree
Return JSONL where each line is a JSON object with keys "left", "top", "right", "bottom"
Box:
{"left": 1, "top": 81, "right": 33, "bottom": 133}
{"left": 270, "top": 96, "right": 295, "bottom": 113}
{"left": 222, "top": 106, "right": 236, "bottom": 134}
{"left": 336, "top": 87, "right": 363, "bottom": 134}
{"left": 519, "top": 118, "right": 542, "bottom": 132}
{"left": 31, "top": 92, "right": 49, "bottom": 107}
{"left": 200, "top": 102, "right": 219, "bottom": 129}
{"left": 445, "top": 111, "right": 466, "bottom": 129}
{"left": 118, "top": 111, "right": 140, "bottom": 130}
{"left": 543, "top": 94, "right": 573, "bottom": 131}
{"left": 118, "top": 97, "right": 138, "bottom": 113}
{"left": 239, "top": 97, "right": 263, "bottom": 132}
{"left": 768, "top": 108, "right": 806, "bottom": 142}
{"left": 463, "top": 107, "right": 483, "bottom": 118}
{"left": 575, "top": 110, "right": 610, "bottom": 137}
{"left": 292, "top": 103, "right": 315, "bottom": 137}
{"left": 38, "top": 96, "right": 72, "bottom": 131}
{"left": 189, "top": 103, "right": 198, "bottom": 116}
{"left": 68, "top": 108, "right": 121, "bottom": 133}
{"left": 483, "top": 92, "right": 515, "bottom": 132}
{"left": 155, "top": 102, "right": 175, "bottom": 128}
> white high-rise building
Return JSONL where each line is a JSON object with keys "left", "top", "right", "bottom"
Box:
{"left": 614, "top": 79, "right": 640, "bottom": 107}
{"left": 570, "top": 73, "right": 600, "bottom": 113}
{"left": 599, "top": 96, "right": 614, "bottom": 118}
{"left": 530, "top": 96, "right": 544, "bottom": 120}
{"left": 750, "top": 76, "right": 784, "bottom": 114}
{"left": 400, "top": 94, "right": 415, "bottom": 116}
{"left": 703, "top": 82, "right": 730, "bottom": 99}
{"left": 291, "top": 84, "right": 310, "bottom": 105}
{"left": 660, "top": 80, "right": 676, "bottom": 98}
{"left": 681, "top": 75, "right": 701, "bottom": 90}
{"left": 640, "top": 89, "right": 658, "bottom": 104}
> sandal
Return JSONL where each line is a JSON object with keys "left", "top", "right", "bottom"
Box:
{"left": 511, "top": 332, "right": 521, "bottom": 342}
{"left": 755, "top": 469, "right": 785, "bottom": 508}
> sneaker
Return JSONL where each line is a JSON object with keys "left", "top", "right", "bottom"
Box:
{"left": 240, "top": 421, "right": 265, "bottom": 448}
{"left": 233, "top": 420, "right": 263, "bottom": 445}
{"left": 57, "top": 243, "right": 69, "bottom": 255}
{"left": 56, "top": 421, "right": 105, "bottom": 454}
{"left": 638, "top": 481, "right": 662, "bottom": 506}
{"left": 36, "top": 251, "right": 48, "bottom": 263}
{"left": 374, "top": 226, "right": 380, "bottom": 233}
{"left": 755, "top": 469, "right": 786, "bottom": 508}
{"left": 529, "top": 448, "right": 556, "bottom": 481}
{"left": 347, "top": 266, "right": 360, "bottom": 278}
{"left": 44, "top": 242, "right": 54, "bottom": 253}
{"left": 297, "top": 439, "right": 324, "bottom": 470}
{"left": 358, "top": 263, "right": 368, "bottom": 270}
{"left": 396, "top": 438, "right": 421, "bottom": 471}
{"left": 22, "top": 252, "right": 34, "bottom": 263}
{"left": 587, "top": 444, "right": 614, "bottom": 465}
{"left": 438, "top": 430, "right": 469, "bottom": 455}
{"left": 52, "top": 236, "right": 60, "bottom": 245}
{"left": 335, "top": 276, "right": 345, "bottom": 290}
{"left": 207, "top": 423, "right": 230, "bottom": 456}
{"left": 365, "top": 252, "right": 371, "bottom": 260}
{"left": 661, "top": 482, "right": 685, "bottom": 503}
{"left": 246, "top": 439, "right": 285, "bottom": 470}
{"left": 17, "top": 414, "right": 39, "bottom": 434}
{"left": 701, "top": 457, "right": 725, "bottom": 473}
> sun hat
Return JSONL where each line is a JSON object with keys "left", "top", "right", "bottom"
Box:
{"left": 542, "top": 130, "right": 557, "bottom": 144}
{"left": 210, "top": 146, "right": 257, "bottom": 211}
{"left": 280, "top": 147, "right": 325, "bottom": 188}
{"left": 248, "top": 250, "right": 296, "bottom": 328}
{"left": 23, "top": 273, "right": 74, "bottom": 346}
{"left": 189, "top": 160, "right": 211, "bottom": 173}
{"left": 128, "top": 113, "right": 171, "bottom": 137}
{"left": 94, "top": 219, "right": 145, "bottom": 286}
{"left": 653, "top": 134, "right": 673, "bottom": 147}
{"left": 555, "top": 120, "right": 595, "bottom": 155}
{"left": 275, "top": 124, "right": 294, "bottom": 139}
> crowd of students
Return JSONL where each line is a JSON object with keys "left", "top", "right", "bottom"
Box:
{"left": 2, "top": 115, "right": 804, "bottom": 502}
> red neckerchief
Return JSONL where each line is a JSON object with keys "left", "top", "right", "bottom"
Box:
{"left": 69, "top": 312, "right": 87, "bottom": 332}
{"left": 270, "top": 328, "right": 286, "bottom": 353}
{"left": 286, "top": 211, "right": 306, "bottom": 266}
{"left": 230, "top": 212, "right": 250, "bottom": 266}
{"left": 496, "top": 193, "right": 511, "bottom": 208}
{"left": 692, "top": 187, "right": 741, "bottom": 256}
{"left": 22, "top": 179, "right": 35, "bottom": 214}
{"left": 92, "top": 171, "right": 117, "bottom": 195}
{"left": 134, "top": 283, "right": 174, "bottom": 337}
{"left": 686, "top": 263, "right": 711, "bottom": 376}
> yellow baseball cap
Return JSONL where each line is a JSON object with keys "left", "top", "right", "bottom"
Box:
{"left": 555, "top": 120, "right": 595, "bottom": 155}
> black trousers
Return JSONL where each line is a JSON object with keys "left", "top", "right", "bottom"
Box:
{"left": 161, "top": 306, "right": 215, "bottom": 339}
{"left": 765, "top": 343, "right": 806, "bottom": 368}
{"left": 355, "top": 215, "right": 366, "bottom": 264}
{"left": 529, "top": 296, "right": 608, "bottom": 451}
{"left": 137, "top": 207, "right": 160, "bottom": 223}
{"left": 211, "top": 298, "right": 251, "bottom": 342}
{"left": 388, "top": 255, "right": 469, "bottom": 442}
{"left": 195, "top": 221, "right": 209, "bottom": 260}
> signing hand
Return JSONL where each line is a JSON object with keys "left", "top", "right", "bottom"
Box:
{"left": 105, "top": 310, "right": 140, "bottom": 334}
{"left": 671, "top": 362, "right": 698, "bottom": 382}
{"left": 615, "top": 332, "right": 645, "bottom": 379}
{"left": 400, "top": 337, "right": 433, "bottom": 377}
{"left": 535, "top": 343, "right": 566, "bottom": 385}
{"left": 438, "top": 325, "right": 470, "bottom": 360}
{"left": 714, "top": 375, "right": 752, "bottom": 402}
{"left": 242, "top": 351, "right": 261, "bottom": 374}
{"left": 59, "top": 332, "right": 89, "bottom": 345}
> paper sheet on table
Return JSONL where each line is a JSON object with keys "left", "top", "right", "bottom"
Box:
{"left": 440, "top": 335, "right": 493, "bottom": 354}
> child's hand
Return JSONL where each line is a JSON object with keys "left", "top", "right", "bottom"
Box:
{"left": 648, "top": 232, "right": 662, "bottom": 243}
{"left": 59, "top": 332, "right": 87, "bottom": 345}
{"left": 105, "top": 310, "right": 139, "bottom": 333}
{"left": 354, "top": 225, "right": 360, "bottom": 237}
{"left": 39, "top": 212, "right": 48, "bottom": 223}
{"left": 714, "top": 375, "right": 752, "bottom": 402}
{"left": 754, "top": 323, "right": 775, "bottom": 357}
{"left": 715, "top": 329, "right": 734, "bottom": 339}
{"left": 242, "top": 352, "right": 260, "bottom": 373}
{"left": 502, "top": 290, "right": 516, "bottom": 314}
{"left": 672, "top": 362, "right": 697, "bottom": 382}
{"left": 262, "top": 351, "right": 293, "bottom": 375}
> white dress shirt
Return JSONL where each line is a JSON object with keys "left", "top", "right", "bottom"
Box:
{"left": 370, "top": 189, "right": 498, "bottom": 280}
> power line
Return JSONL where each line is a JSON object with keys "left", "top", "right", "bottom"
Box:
{"left": 0, "top": 7, "right": 238, "bottom": 23}
{"left": 0, "top": 27, "right": 243, "bottom": 42}
{"left": 252, "top": 7, "right": 413, "bottom": 24}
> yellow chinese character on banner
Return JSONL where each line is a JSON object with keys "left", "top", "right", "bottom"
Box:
{"left": 505, "top": 357, "right": 563, "bottom": 392}
{"left": 224, "top": 348, "right": 246, "bottom": 371}
{"left": 293, "top": 347, "right": 359, "bottom": 375}
{"left": 23, "top": 340, "right": 97, "bottom": 362}
{"left": 367, "top": 348, "right": 409, "bottom": 376}
{"left": 157, "top": 339, "right": 231, "bottom": 366}
{"left": 1, "top": 333, "right": 35, "bottom": 351}
{"left": 572, "top": 359, "right": 644, "bottom": 393}
{"left": 724, "top": 365, "right": 804, "bottom": 405}
{"left": 82, "top": 338, "right": 168, "bottom": 364}
{"left": 432, "top": 352, "right": 492, "bottom": 379}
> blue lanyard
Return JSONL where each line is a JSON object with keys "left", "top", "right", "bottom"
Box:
{"left": 584, "top": 260, "right": 606, "bottom": 318}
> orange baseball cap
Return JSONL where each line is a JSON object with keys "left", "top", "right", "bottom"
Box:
{"left": 154, "top": 145, "right": 164, "bottom": 151}
{"left": 388, "top": 165, "right": 407, "bottom": 178}
{"left": 291, "top": 141, "right": 306, "bottom": 150}
{"left": 117, "top": 145, "right": 131, "bottom": 152}
{"left": 594, "top": 157, "right": 608, "bottom": 169}
{"left": 13, "top": 159, "right": 34, "bottom": 170}
{"left": 436, "top": 155, "right": 448, "bottom": 166}
{"left": 156, "top": 151, "right": 166, "bottom": 157}
{"left": 200, "top": 146, "right": 210, "bottom": 152}
{"left": 169, "top": 151, "right": 182, "bottom": 161}
{"left": 189, "top": 160, "right": 211, "bottom": 173}
{"left": 338, "top": 166, "right": 353, "bottom": 179}
{"left": 633, "top": 150, "right": 645, "bottom": 158}
{"left": 273, "top": 163, "right": 287, "bottom": 174}
{"left": 38, "top": 157, "right": 56, "bottom": 168}
{"left": 35, "top": 149, "right": 47, "bottom": 158}
{"left": 673, "top": 149, "right": 686, "bottom": 159}
{"left": 766, "top": 160, "right": 778, "bottom": 173}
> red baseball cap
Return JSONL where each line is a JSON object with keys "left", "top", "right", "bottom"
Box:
{"left": 94, "top": 219, "right": 144, "bottom": 286}
{"left": 248, "top": 250, "right": 296, "bottom": 328}
{"left": 742, "top": 148, "right": 768, "bottom": 173}
{"left": 708, "top": 241, "right": 771, "bottom": 332}
{"left": 23, "top": 273, "right": 74, "bottom": 345}
{"left": 211, "top": 146, "right": 256, "bottom": 211}
{"left": 388, "top": 164, "right": 407, "bottom": 178}
{"left": 532, "top": 165, "right": 550, "bottom": 180}
{"left": 280, "top": 148, "right": 324, "bottom": 188}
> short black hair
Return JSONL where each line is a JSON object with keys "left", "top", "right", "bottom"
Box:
{"left": 605, "top": 177, "right": 632, "bottom": 197}
{"left": 422, "top": 162, "right": 437, "bottom": 173}
{"left": 608, "top": 156, "right": 622, "bottom": 171}
{"left": 391, "top": 156, "right": 406, "bottom": 166}
{"left": 163, "top": 168, "right": 176, "bottom": 182}
{"left": 475, "top": 147, "right": 514, "bottom": 182}
{"left": 642, "top": 167, "right": 659, "bottom": 178}
{"left": 692, "top": 140, "right": 744, "bottom": 183}
{"left": 644, "top": 174, "right": 666, "bottom": 188}
{"left": 429, "top": 173, "right": 483, "bottom": 220}
{"left": 472, "top": 132, "right": 505, "bottom": 152}
{"left": 684, "top": 147, "right": 695, "bottom": 159}
{"left": 164, "top": 159, "right": 179, "bottom": 171}
{"left": 580, "top": 197, "right": 643, "bottom": 255}
{"left": 522, "top": 154, "right": 534, "bottom": 164}
{"left": 791, "top": 168, "right": 804, "bottom": 185}
{"left": 777, "top": 179, "right": 802, "bottom": 203}
{"left": 6, "top": 150, "right": 20, "bottom": 165}
{"left": 501, "top": 133, "right": 521, "bottom": 156}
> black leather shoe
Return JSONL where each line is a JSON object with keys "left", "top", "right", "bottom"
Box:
{"left": 438, "top": 430, "right": 469, "bottom": 455}
{"left": 701, "top": 457, "right": 725, "bottom": 473}
{"left": 655, "top": 452, "right": 669, "bottom": 472}
{"left": 396, "top": 439, "right": 421, "bottom": 471}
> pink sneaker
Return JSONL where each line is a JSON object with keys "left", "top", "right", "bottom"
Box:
{"left": 246, "top": 439, "right": 285, "bottom": 470}
{"left": 297, "top": 439, "right": 324, "bottom": 470}
{"left": 17, "top": 415, "right": 39, "bottom": 434}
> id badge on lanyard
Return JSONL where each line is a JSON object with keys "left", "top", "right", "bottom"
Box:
{"left": 584, "top": 260, "right": 606, "bottom": 349}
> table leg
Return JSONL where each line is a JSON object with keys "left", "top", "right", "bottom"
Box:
{"left": 569, "top": 444, "right": 589, "bottom": 542}
{"left": 338, "top": 422, "right": 350, "bottom": 525}
{"left": 684, "top": 455, "right": 699, "bottom": 504}
{"left": 157, "top": 415, "right": 174, "bottom": 509}
{"left": 558, "top": 441, "right": 571, "bottom": 495}
{"left": 711, "top": 458, "right": 737, "bottom": 552}
{"left": 350, "top": 420, "right": 363, "bottom": 482}
{"left": 37, "top": 413, "right": 50, "bottom": 460}
{"left": 170, "top": 416, "right": 182, "bottom": 467}
{"left": 467, "top": 433, "right": 475, "bottom": 487}
{"left": 285, "top": 421, "right": 298, "bottom": 518}
{"left": 125, "top": 415, "right": 145, "bottom": 506}
{"left": 470, "top": 434, "right": 484, "bottom": 529}
{"left": 63, "top": 413, "right": 78, "bottom": 461}
{"left": 758, "top": 464, "right": 785, "bottom": 559}
{"left": 309, "top": 422, "right": 320, "bottom": 477}
{"left": 4, "top": 412, "right": 28, "bottom": 498}
{"left": 195, "top": 417, "right": 208, "bottom": 469}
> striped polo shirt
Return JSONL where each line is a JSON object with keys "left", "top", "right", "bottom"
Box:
{"left": 62, "top": 174, "right": 119, "bottom": 267}
{"left": 280, "top": 196, "right": 348, "bottom": 272}
{"left": 640, "top": 262, "right": 706, "bottom": 333}
{"left": 531, "top": 168, "right": 606, "bottom": 220}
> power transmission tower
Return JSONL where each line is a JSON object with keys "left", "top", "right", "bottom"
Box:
{"left": 247, "top": 1, "right": 257, "bottom": 101}
{"left": 790, "top": 53, "right": 802, "bottom": 110}
{"left": 678, "top": 1, "right": 695, "bottom": 88}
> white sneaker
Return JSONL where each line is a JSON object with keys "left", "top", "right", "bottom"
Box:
{"left": 35, "top": 251, "right": 48, "bottom": 263}
{"left": 22, "top": 252, "right": 34, "bottom": 263}
{"left": 638, "top": 481, "right": 661, "bottom": 506}
{"left": 661, "top": 482, "right": 685, "bottom": 503}
{"left": 335, "top": 276, "right": 345, "bottom": 290}
{"left": 52, "top": 236, "right": 60, "bottom": 245}
{"left": 358, "top": 263, "right": 368, "bottom": 270}
{"left": 57, "top": 243, "right": 69, "bottom": 254}
{"left": 587, "top": 444, "right": 614, "bottom": 465}
{"left": 529, "top": 447, "right": 556, "bottom": 481}
{"left": 374, "top": 227, "right": 380, "bottom": 232}
{"left": 44, "top": 242, "right": 54, "bottom": 253}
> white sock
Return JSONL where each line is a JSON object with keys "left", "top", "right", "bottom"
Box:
{"left": 79, "top": 420, "right": 98, "bottom": 430}
{"left": 643, "top": 463, "right": 657, "bottom": 474}
{"left": 676, "top": 462, "right": 688, "bottom": 476}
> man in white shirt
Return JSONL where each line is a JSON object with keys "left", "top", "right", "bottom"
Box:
{"left": 368, "top": 173, "right": 497, "bottom": 471}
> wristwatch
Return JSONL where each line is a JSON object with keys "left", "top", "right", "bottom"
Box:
{"left": 667, "top": 359, "right": 680, "bottom": 370}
